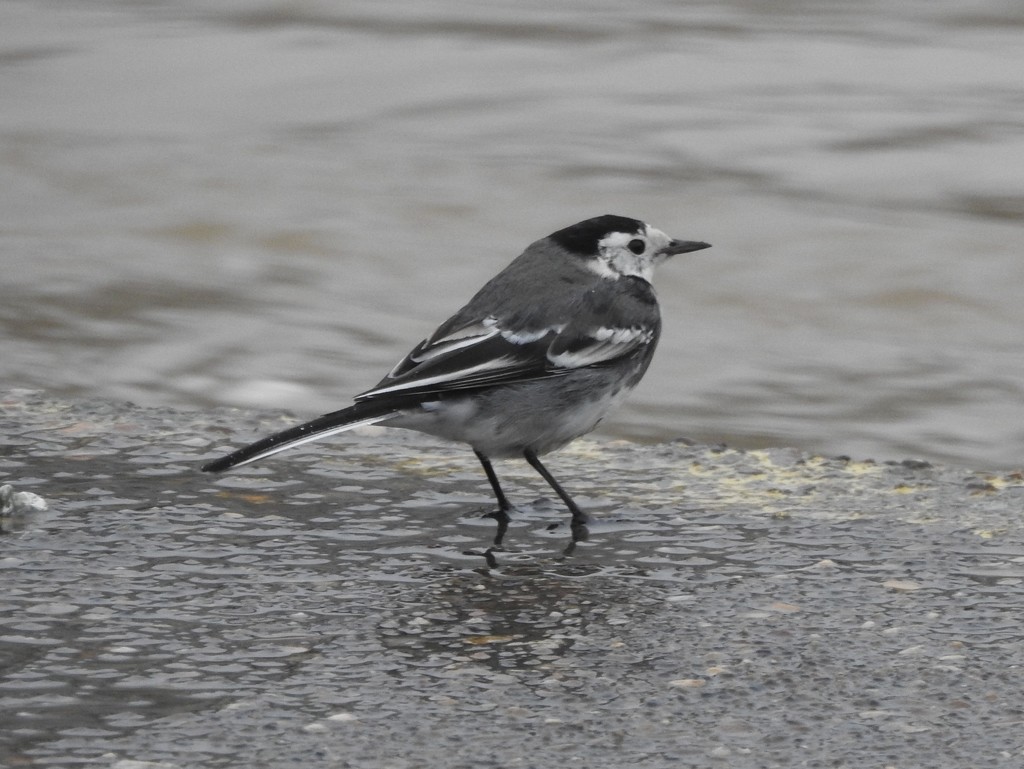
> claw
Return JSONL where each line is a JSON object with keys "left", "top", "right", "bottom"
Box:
{"left": 484, "top": 508, "right": 510, "bottom": 546}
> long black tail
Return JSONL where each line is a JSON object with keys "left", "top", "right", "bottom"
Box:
{"left": 201, "top": 400, "right": 400, "bottom": 473}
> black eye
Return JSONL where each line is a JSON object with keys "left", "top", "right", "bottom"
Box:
{"left": 628, "top": 239, "right": 646, "bottom": 255}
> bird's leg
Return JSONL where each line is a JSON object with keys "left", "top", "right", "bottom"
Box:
{"left": 522, "top": 448, "right": 591, "bottom": 534}
{"left": 474, "top": 450, "right": 511, "bottom": 546}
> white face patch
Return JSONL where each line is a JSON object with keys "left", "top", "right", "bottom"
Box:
{"left": 585, "top": 224, "right": 675, "bottom": 282}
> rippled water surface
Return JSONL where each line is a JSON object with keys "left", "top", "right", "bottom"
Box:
{"left": 2, "top": 0, "right": 1023, "bottom": 467}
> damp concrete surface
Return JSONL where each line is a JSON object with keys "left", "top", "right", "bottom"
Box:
{"left": 2, "top": 389, "right": 1023, "bottom": 768}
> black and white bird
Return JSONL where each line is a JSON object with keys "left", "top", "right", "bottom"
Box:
{"left": 202, "top": 215, "right": 710, "bottom": 544}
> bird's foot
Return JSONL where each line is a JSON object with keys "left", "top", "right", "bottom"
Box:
{"left": 483, "top": 507, "right": 511, "bottom": 546}
{"left": 461, "top": 546, "right": 500, "bottom": 569}
{"left": 562, "top": 521, "right": 589, "bottom": 556}
{"left": 543, "top": 514, "right": 589, "bottom": 556}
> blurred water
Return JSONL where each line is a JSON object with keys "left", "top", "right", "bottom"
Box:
{"left": 2, "top": 0, "right": 1023, "bottom": 468}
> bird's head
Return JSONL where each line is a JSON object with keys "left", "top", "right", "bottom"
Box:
{"left": 547, "top": 214, "right": 710, "bottom": 282}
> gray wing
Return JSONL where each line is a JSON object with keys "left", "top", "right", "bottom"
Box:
{"left": 357, "top": 274, "right": 660, "bottom": 402}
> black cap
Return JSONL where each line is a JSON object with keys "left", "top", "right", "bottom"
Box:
{"left": 547, "top": 215, "right": 645, "bottom": 256}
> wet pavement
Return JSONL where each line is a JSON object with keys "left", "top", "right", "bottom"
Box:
{"left": 2, "top": 390, "right": 1024, "bottom": 768}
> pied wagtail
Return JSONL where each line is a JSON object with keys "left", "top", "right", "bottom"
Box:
{"left": 202, "top": 214, "right": 710, "bottom": 544}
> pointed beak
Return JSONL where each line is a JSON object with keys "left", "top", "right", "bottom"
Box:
{"left": 661, "top": 239, "right": 712, "bottom": 257}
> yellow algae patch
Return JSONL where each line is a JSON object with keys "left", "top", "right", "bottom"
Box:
{"left": 465, "top": 635, "right": 515, "bottom": 645}
{"left": 843, "top": 460, "right": 882, "bottom": 476}
{"left": 668, "top": 678, "right": 706, "bottom": 689}
{"left": 215, "top": 490, "right": 274, "bottom": 504}
{"left": 391, "top": 454, "right": 467, "bottom": 479}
